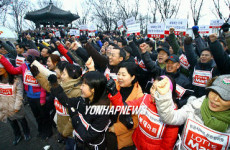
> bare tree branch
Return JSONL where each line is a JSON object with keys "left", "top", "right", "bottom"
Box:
{"left": 190, "top": 0, "right": 204, "bottom": 25}
{"left": 156, "top": 0, "right": 181, "bottom": 22}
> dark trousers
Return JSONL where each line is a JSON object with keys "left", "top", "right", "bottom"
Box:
{"left": 66, "top": 137, "right": 75, "bottom": 150}
{"left": 27, "top": 97, "right": 53, "bottom": 137}
{"left": 8, "top": 117, "right": 30, "bottom": 137}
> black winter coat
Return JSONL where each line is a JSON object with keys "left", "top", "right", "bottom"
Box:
{"left": 51, "top": 85, "right": 110, "bottom": 150}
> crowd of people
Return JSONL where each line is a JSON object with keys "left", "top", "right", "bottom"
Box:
{"left": 0, "top": 22, "right": 230, "bottom": 150}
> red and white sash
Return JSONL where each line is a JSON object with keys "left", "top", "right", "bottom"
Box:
{"left": 104, "top": 67, "right": 117, "bottom": 81}
{"left": 179, "top": 54, "right": 190, "bottom": 70}
{"left": 192, "top": 68, "right": 213, "bottom": 87}
{"left": 16, "top": 55, "right": 25, "bottom": 67}
{"left": 182, "top": 119, "right": 230, "bottom": 150}
{"left": 138, "top": 96, "right": 166, "bottom": 139}
{"left": 54, "top": 97, "right": 69, "bottom": 116}
{"left": 0, "top": 83, "right": 14, "bottom": 96}
{"left": 23, "top": 69, "right": 40, "bottom": 87}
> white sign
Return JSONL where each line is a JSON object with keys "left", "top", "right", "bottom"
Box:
{"left": 69, "top": 29, "right": 80, "bottom": 36}
{"left": 88, "top": 24, "right": 97, "bottom": 32}
{"left": 55, "top": 31, "right": 61, "bottom": 37}
{"left": 127, "top": 23, "right": 140, "bottom": 35}
{"left": 147, "top": 23, "right": 165, "bottom": 38}
{"left": 117, "top": 20, "right": 123, "bottom": 29}
{"left": 88, "top": 32, "right": 95, "bottom": 37}
{"left": 210, "top": 19, "right": 224, "bottom": 28}
{"left": 165, "top": 19, "right": 187, "bottom": 31}
{"left": 125, "top": 17, "right": 136, "bottom": 26}
{"left": 182, "top": 119, "right": 230, "bottom": 150}
{"left": 198, "top": 25, "right": 210, "bottom": 34}
{"left": 80, "top": 25, "right": 88, "bottom": 31}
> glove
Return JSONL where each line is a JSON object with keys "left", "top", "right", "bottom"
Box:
{"left": 67, "top": 106, "right": 79, "bottom": 118}
{"left": 30, "top": 65, "right": 39, "bottom": 77}
{"left": 192, "top": 26, "right": 199, "bottom": 37}
{"left": 48, "top": 74, "right": 58, "bottom": 87}
{"left": 27, "top": 55, "right": 35, "bottom": 66}
{"left": 106, "top": 78, "right": 118, "bottom": 96}
{"left": 221, "top": 23, "right": 230, "bottom": 32}
{"left": 184, "top": 37, "right": 193, "bottom": 45}
{"left": 127, "top": 34, "right": 134, "bottom": 41}
{"left": 119, "top": 102, "right": 134, "bottom": 129}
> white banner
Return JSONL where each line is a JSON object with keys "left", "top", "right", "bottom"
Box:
{"left": 117, "top": 20, "right": 123, "bottom": 29}
{"left": 147, "top": 23, "right": 165, "bottom": 38}
{"left": 165, "top": 19, "right": 187, "bottom": 31}
{"left": 198, "top": 25, "right": 210, "bottom": 34}
{"left": 125, "top": 17, "right": 136, "bottom": 26}
{"left": 69, "top": 29, "right": 80, "bottom": 36}
{"left": 210, "top": 19, "right": 225, "bottom": 28}
{"left": 88, "top": 32, "right": 95, "bottom": 37}
{"left": 88, "top": 24, "right": 97, "bottom": 32}
{"left": 127, "top": 23, "right": 140, "bottom": 35}
{"left": 80, "top": 25, "right": 88, "bottom": 31}
{"left": 55, "top": 31, "right": 61, "bottom": 37}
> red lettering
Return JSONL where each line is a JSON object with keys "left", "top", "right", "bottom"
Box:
{"left": 185, "top": 130, "right": 223, "bottom": 150}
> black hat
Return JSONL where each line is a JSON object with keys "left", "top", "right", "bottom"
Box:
{"left": 166, "top": 54, "right": 180, "bottom": 63}
{"left": 221, "top": 23, "right": 230, "bottom": 32}
{"left": 157, "top": 47, "right": 170, "bottom": 56}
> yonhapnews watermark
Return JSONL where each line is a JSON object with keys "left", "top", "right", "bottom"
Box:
{"left": 83, "top": 105, "right": 147, "bottom": 115}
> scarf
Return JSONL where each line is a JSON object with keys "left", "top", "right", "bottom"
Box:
{"left": 200, "top": 97, "right": 230, "bottom": 132}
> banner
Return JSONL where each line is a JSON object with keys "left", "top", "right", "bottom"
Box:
{"left": 55, "top": 31, "right": 61, "bottom": 37}
{"left": 117, "top": 20, "right": 123, "bottom": 29}
{"left": 127, "top": 23, "right": 140, "bottom": 36}
{"left": 79, "top": 25, "right": 88, "bottom": 31}
{"left": 198, "top": 25, "right": 210, "bottom": 34}
{"left": 125, "top": 17, "right": 136, "bottom": 26}
{"left": 147, "top": 23, "right": 165, "bottom": 38}
{"left": 210, "top": 19, "right": 224, "bottom": 28}
{"left": 88, "top": 32, "right": 95, "bottom": 37}
{"left": 88, "top": 24, "right": 97, "bottom": 32}
{"left": 165, "top": 19, "right": 187, "bottom": 35}
{"left": 69, "top": 29, "right": 80, "bottom": 37}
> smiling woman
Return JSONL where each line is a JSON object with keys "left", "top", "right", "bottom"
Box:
{"left": 154, "top": 74, "right": 230, "bottom": 150}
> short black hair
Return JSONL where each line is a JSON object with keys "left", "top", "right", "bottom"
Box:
{"left": 201, "top": 47, "right": 212, "bottom": 55}
{"left": 16, "top": 43, "right": 26, "bottom": 49}
{"left": 145, "top": 41, "right": 154, "bottom": 48}
{"left": 119, "top": 62, "right": 137, "bottom": 84}
{"left": 113, "top": 46, "right": 126, "bottom": 60}
{"left": 82, "top": 71, "right": 109, "bottom": 105}
{"left": 118, "top": 38, "right": 127, "bottom": 46}
{"left": 56, "top": 61, "right": 68, "bottom": 72}
{"left": 65, "top": 64, "right": 82, "bottom": 79}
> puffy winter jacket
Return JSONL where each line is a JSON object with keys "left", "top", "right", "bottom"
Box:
{"left": 155, "top": 93, "right": 230, "bottom": 150}
{"left": 0, "top": 55, "right": 46, "bottom": 104}
{"left": 109, "top": 93, "right": 179, "bottom": 150}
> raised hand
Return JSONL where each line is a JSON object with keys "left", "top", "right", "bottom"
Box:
{"left": 209, "top": 33, "right": 218, "bottom": 43}
{"left": 156, "top": 77, "right": 170, "bottom": 95}
{"left": 192, "top": 26, "right": 199, "bottom": 37}
{"left": 48, "top": 74, "right": 58, "bottom": 87}
{"left": 106, "top": 78, "right": 118, "bottom": 96}
{"left": 184, "top": 37, "right": 193, "bottom": 45}
{"left": 169, "top": 27, "right": 175, "bottom": 34}
{"left": 85, "top": 57, "right": 95, "bottom": 71}
{"left": 139, "top": 43, "right": 148, "bottom": 53}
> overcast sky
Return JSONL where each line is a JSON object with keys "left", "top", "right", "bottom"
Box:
{"left": 58, "top": 0, "right": 229, "bottom": 28}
